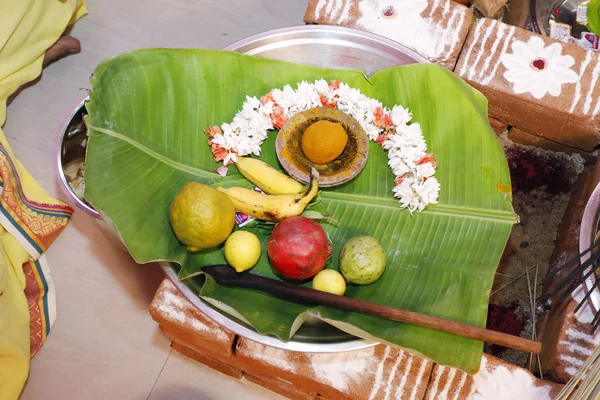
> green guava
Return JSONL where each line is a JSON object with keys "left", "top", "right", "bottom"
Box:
{"left": 339, "top": 236, "right": 387, "bottom": 285}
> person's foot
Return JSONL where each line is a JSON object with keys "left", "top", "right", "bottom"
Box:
{"left": 43, "top": 35, "right": 81, "bottom": 67}
{"left": 7, "top": 35, "right": 81, "bottom": 105}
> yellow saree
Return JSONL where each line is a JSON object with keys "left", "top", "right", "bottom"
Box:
{"left": 0, "top": 1, "right": 86, "bottom": 398}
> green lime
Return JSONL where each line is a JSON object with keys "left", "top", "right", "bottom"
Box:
{"left": 339, "top": 236, "right": 387, "bottom": 285}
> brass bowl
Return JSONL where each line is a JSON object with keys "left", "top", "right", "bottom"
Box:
{"left": 275, "top": 107, "right": 369, "bottom": 187}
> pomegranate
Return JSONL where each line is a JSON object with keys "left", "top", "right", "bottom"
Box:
{"left": 267, "top": 216, "right": 332, "bottom": 280}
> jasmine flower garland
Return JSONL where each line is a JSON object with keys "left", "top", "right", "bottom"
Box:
{"left": 204, "top": 79, "right": 439, "bottom": 213}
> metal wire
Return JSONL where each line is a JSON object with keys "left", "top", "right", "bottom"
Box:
{"left": 541, "top": 241, "right": 600, "bottom": 332}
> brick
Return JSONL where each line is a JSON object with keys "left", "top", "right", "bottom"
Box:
{"left": 537, "top": 297, "right": 600, "bottom": 383}
{"left": 488, "top": 116, "right": 508, "bottom": 136}
{"left": 171, "top": 341, "right": 243, "bottom": 379}
{"left": 536, "top": 164, "right": 600, "bottom": 382}
{"left": 244, "top": 374, "right": 316, "bottom": 400}
{"left": 455, "top": 18, "right": 600, "bottom": 151}
{"left": 149, "top": 279, "right": 236, "bottom": 357}
{"left": 424, "top": 354, "right": 563, "bottom": 398}
{"left": 158, "top": 324, "right": 239, "bottom": 366}
{"left": 304, "top": 0, "right": 472, "bottom": 69}
{"left": 235, "top": 338, "right": 432, "bottom": 400}
{"left": 508, "top": 127, "right": 597, "bottom": 164}
{"left": 149, "top": 278, "right": 566, "bottom": 398}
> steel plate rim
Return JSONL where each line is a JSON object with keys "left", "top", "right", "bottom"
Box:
{"left": 580, "top": 181, "right": 600, "bottom": 313}
{"left": 222, "top": 24, "right": 430, "bottom": 66}
{"left": 161, "top": 263, "right": 375, "bottom": 353}
{"left": 55, "top": 96, "right": 101, "bottom": 219}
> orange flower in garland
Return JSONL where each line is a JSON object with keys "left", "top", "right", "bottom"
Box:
{"left": 261, "top": 90, "right": 275, "bottom": 104}
{"left": 376, "top": 134, "right": 389, "bottom": 145}
{"left": 271, "top": 105, "right": 288, "bottom": 129}
{"left": 319, "top": 95, "right": 336, "bottom": 108}
{"left": 373, "top": 106, "right": 392, "bottom": 129}
{"left": 207, "top": 140, "right": 230, "bottom": 163}
{"left": 204, "top": 126, "right": 222, "bottom": 138}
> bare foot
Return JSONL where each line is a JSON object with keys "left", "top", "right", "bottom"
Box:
{"left": 43, "top": 35, "right": 81, "bottom": 67}
{"left": 7, "top": 35, "right": 81, "bottom": 106}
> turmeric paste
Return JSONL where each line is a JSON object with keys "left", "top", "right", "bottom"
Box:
{"left": 301, "top": 120, "right": 348, "bottom": 164}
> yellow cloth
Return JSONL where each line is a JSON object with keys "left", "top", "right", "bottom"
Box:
{"left": 0, "top": 1, "right": 86, "bottom": 398}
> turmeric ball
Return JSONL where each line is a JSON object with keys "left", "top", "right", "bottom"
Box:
{"left": 301, "top": 120, "right": 348, "bottom": 165}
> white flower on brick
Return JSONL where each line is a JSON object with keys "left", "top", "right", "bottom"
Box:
{"left": 500, "top": 36, "right": 578, "bottom": 100}
{"left": 356, "top": 0, "right": 434, "bottom": 59}
{"left": 204, "top": 79, "right": 439, "bottom": 212}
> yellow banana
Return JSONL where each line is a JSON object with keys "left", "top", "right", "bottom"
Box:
{"left": 234, "top": 156, "right": 304, "bottom": 195}
{"left": 217, "top": 168, "right": 319, "bottom": 222}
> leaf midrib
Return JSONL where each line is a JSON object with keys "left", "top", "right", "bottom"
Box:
{"left": 87, "top": 124, "right": 219, "bottom": 180}
{"left": 90, "top": 124, "right": 516, "bottom": 223}
{"left": 322, "top": 191, "right": 517, "bottom": 223}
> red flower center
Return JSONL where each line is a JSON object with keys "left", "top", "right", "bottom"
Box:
{"left": 531, "top": 58, "right": 547, "bottom": 71}
{"left": 382, "top": 6, "right": 396, "bottom": 18}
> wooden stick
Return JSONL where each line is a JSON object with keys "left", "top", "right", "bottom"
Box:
{"left": 203, "top": 265, "right": 542, "bottom": 354}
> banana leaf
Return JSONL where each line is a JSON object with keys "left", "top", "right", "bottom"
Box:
{"left": 84, "top": 49, "right": 516, "bottom": 373}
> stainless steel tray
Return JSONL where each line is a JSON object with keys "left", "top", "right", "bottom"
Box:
{"left": 162, "top": 25, "right": 428, "bottom": 353}
{"left": 53, "top": 25, "right": 428, "bottom": 353}
{"left": 580, "top": 181, "right": 600, "bottom": 314}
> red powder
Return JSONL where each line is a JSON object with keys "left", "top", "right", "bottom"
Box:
{"left": 486, "top": 302, "right": 526, "bottom": 355}
{"left": 506, "top": 147, "right": 576, "bottom": 194}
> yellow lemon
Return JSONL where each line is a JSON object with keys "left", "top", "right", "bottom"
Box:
{"left": 301, "top": 120, "right": 348, "bottom": 164}
{"left": 312, "top": 269, "right": 346, "bottom": 296}
{"left": 224, "top": 231, "right": 261, "bottom": 273}
{"left": 169, "top": 182, "right": 235, "bottom": 252}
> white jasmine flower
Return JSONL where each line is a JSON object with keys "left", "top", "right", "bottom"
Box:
{"left": 416, "top": 162, "right": 436, "bottom": 179}
{"left": 295, "top": 81, "right": 320, "bottom": 110}
{"left": 232, "top": 114, "right": 251, "bottom": 132}
{"left": 388, "top": 156, "right": 410, "bottom": 177}
{"left": 415, "top": 177, "right": 440, "bottom": 205}
{"left": 221, "top": 123, "right": 234, "bottom": 136}
{"left": 223, "top": 152, "right": 237, "bottom": 166}
{"left": 398, "top": 122, "right": 424, "bottom": 144}
{"left": 259, "top": 100, "right": 274, "bottom": 116}
{"left": 364, "top": 124, "right": 381, "bottom": 141}
{"left": 272, "top": 85, "right": 296, "bottom": 110}
{"left": 314, "top": 79, "right": 329, "bottom": 94}
{"left": 205, "top": 79, "right": 439, "bottom": 212}
{"left": 335, "top": 82, "right": 351, "bottom": 99}
{"left": 245, "top": 96, "right": 261, "bottom": 109}
{"left": 382, "top": 135, "right": 404, "bottom": 150}
{"left": 391, "top": 105, "right": 413, "bottom": 126}
{"left": 249, "top": 113, "right": 272, "bottom": 132}
{"left": 237, "top": 135, "right": 261, "bottom": 156}
{"left": 393, "top": 178, "right": 420, "bottom": 213}
{"left": 270, "top": 88, "right": 283, "bottom": 103}
{"left": 240, "top": 103, "right": 256, "bottom": 119}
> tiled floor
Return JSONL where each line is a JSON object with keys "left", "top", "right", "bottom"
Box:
{"left": 5, "top": 1, "right": 306, "bottom": 398}
{"left": 148, "top": 350, "right": 283, "bottom": 400}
